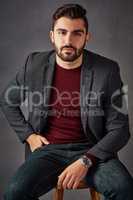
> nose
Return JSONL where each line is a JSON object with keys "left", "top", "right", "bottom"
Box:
{"left": 65, "top": 33, "right": 73, "bottom": 45}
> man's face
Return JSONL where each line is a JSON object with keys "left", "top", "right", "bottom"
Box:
{"left": 50, "top": 17, "right": 90, "bottom": 62}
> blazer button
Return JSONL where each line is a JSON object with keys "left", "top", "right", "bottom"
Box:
{"left": 40, "top": 111, "right": 44, "bottom": 116}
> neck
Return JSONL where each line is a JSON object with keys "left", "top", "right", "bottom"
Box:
{"left": 56, "top": 54, "right": 83, "bottom": 69}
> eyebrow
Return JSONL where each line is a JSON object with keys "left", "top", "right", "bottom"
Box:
{"left": 56, "top": 28, "right": 85, "bottom": 34}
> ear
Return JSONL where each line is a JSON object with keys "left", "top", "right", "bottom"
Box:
{"left": 86, "top": 32, "right": 92, "bottom": 42}
{"left": 49, "top": 30, "right": 54, "bottom": 43}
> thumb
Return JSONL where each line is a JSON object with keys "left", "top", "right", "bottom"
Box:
{"left": 40, "top": 136, "right": 50, "bottom": 145}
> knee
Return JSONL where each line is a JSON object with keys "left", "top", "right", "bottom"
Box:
{"left": 111, "top": 178, "right": 133, "bottom": 199}
{"left": 4, "top": 182, "right": 23, "bottom": 200}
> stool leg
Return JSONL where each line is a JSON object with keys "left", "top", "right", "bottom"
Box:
{"left": 90, "top": 188, "right": 101, "bottom": 200}
{"left": 53, "top": 188, "right": 64, "bottom": 200}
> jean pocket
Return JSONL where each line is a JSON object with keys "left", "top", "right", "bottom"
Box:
{"left": 33, "top": 144, "right": 50, "bottom": 153}
{"left": 33, "top": 146, "right": 43, "bottom": 153}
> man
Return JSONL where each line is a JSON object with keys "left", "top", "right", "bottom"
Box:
{"left": 0, "top": 3, "right": 133, "bottom": 200}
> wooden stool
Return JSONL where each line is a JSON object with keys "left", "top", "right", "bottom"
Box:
{"left": 53, "top": 180, "right": 101, "bottom": 200}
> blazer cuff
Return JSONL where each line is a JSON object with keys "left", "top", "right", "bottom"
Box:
{"left": 84, "top": 152, "right": 100, "bottom": 165}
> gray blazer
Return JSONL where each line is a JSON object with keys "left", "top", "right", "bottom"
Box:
{"left": 0, "top": 49, "right": 130, "bottom": 161}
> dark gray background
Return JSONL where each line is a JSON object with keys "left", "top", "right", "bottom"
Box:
{"left": 0, "top": 0, "right": 133, "bottom": 199}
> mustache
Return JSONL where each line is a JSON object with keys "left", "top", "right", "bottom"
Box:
{"left": 61, "top": 46, "right": 76, "bottom": 51}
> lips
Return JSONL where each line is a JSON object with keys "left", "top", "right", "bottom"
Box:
{"left": 62, "top": 47, "right": 75, "bottom": 53}
{"left": 63, "top": 48, "right": 74, "bottom": 50}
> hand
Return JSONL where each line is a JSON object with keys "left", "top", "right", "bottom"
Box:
{"left": 57, "top": 159, "right": 89, "bottom": 189}
{"left": 26, "top": 133, "right": 50, "bottom": 152}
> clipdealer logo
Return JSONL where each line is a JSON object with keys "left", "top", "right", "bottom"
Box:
{"left": 4, "top": 84, "right": 128, "bottom": 116}
{"left": 111, "top": 85, "right": 128, "bottom": 115}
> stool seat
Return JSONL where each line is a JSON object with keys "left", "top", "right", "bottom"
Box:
{"left": 53, "top": 180, "right": 101, "bottom": 200}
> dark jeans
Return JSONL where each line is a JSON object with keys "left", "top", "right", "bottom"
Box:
{"left": 4, "top": 142, "right": 133, "bottom": 200}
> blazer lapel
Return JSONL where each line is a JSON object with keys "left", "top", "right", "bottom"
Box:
{"left": 28, "top": 51, "right": 56, "bottom": 109}
{"left": 42, "top": 51, "right": 56, "bottom": 108}
{"left": 39, "top": 51, "right": 56, "bottom": 132}
{"left": 80, "top": 50, "right": 94, "bottom": 133}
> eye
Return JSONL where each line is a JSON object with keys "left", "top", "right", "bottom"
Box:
{"left": 58, "top": 30, "right": 66, "bottom": 35}
{"left": 74, "top": 32, "right": 82, "bottom": 36}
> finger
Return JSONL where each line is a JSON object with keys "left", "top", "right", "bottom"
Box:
{"left": 40, "top": 136, "right": 50, "bottom": 144}
{"left": 62, "top": 174, "right": 72, "bottom": 189}
{"left": 30, "top": 147, "right": 34, "bottom": 152}
{"left": 57, "top": 172, "right": 67, "bottom": 189}
{"left": 72, "top": 179, "right": 80, "bottom": 189}
{"left": 31, "top": 144, "right": 42, "bottom": 152}
{"left": 66, "top": 176, "right": 75, "bottom": 189}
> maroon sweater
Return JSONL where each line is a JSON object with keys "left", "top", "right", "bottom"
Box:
{"left": 45, "top": 64, "right": 96, "bottom": 163}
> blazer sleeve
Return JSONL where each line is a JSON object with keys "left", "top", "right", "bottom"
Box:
{"left": 85, "top": 62, "right": 130, "bottom": 161}
{"left": 0, "top": 54, "right": 35, "bottom": 143}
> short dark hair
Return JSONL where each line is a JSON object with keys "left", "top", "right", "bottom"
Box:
{"left": 52, "top": 4, "right": 88, "bottom": 33}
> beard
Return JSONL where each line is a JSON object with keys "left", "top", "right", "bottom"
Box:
{"left": 53, "top": 42, "right": 86, "bottom": 62}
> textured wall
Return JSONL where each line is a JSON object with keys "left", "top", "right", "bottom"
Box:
{"left": 0, "top": 0, "right": 133, "bottom": 199}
